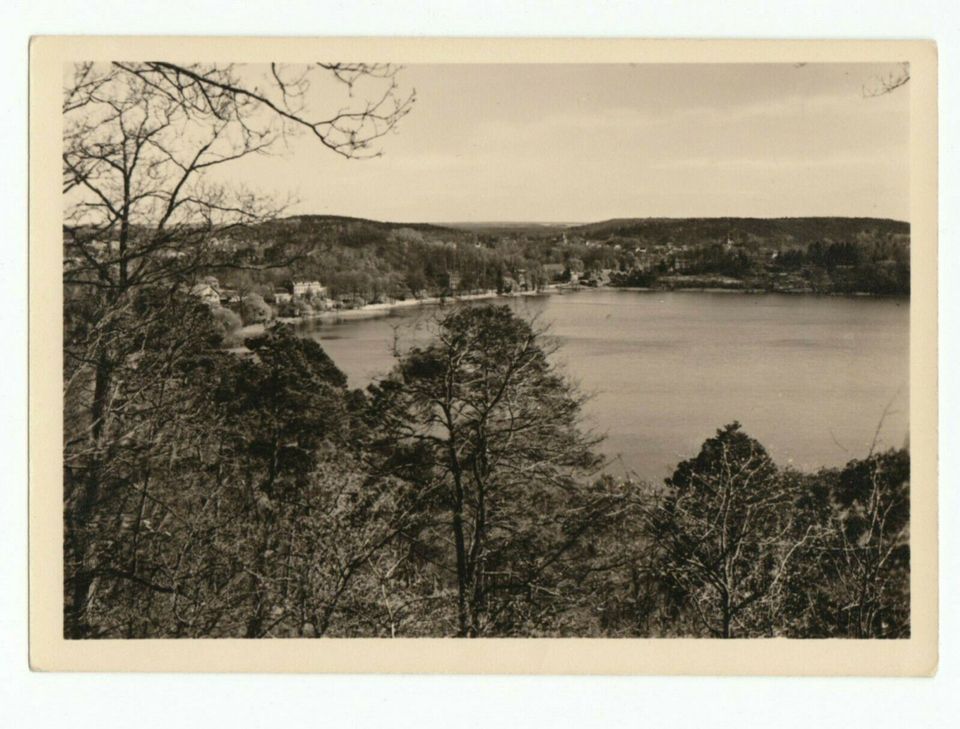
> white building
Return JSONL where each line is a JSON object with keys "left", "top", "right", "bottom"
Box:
{"left": 190, "top": 281, "right": 221, "bottom": 306}
{"left": 292, "top": 280, "right": 327, "bottom": 298}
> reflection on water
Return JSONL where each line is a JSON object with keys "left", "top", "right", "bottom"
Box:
{"left": 295, "top": 290, "right": 909, "bottom": 481}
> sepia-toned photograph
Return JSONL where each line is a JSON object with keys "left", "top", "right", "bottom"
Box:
{"left": 29, "top": 37, "right": 938, "bottom": 673}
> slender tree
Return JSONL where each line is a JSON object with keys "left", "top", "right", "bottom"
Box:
{"left": 368, "top": 305, "right": 622, "bottom": 636}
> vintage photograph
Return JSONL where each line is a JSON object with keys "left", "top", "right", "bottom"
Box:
{"left": 44, "top": 39, "right": 935, "bottom": 663}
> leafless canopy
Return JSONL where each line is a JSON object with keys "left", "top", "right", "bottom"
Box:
{"left": 62, "top": 62, "right": 415, "bottom": 289}
{"left": 61, "top": 61, "right": 414, "bottom": 638}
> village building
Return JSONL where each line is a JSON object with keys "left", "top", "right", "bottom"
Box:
{"left": 444, "top": 271, "right": 461, "bottom": 293}
{"left": 292, "top": 280, "right": 327, "bottom": 298}
{"left": 189, "top": 280, "right": 222, "bottom": 306}
{"left": 581, "top": 269, "right": 612, "bottom": 287}
{"left": 338, "top": 293, "right": 366, "bottom": 309}
{"left": 516, "top": 268, "right": 528, "bottom": 290}
{"left": 218, "top": 288, "right": 242, "bottom": 305}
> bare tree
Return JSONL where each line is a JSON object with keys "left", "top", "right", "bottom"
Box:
{"left": 818, "top": 449, "right": 910, "bottom": 638}
{"left": 63, "top": 62, "right": 414, "bottom": 291}
{"left": 62, "top": 61, "right": 414, "bottom": 638}
{"left": 368, "top": 305, "right": 621, "bottom": 637}
{"left": 639, "top": 423, "right": 811, "bottom": 638}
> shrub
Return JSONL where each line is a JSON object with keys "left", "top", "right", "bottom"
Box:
{"left": 241, "top": 293, "right": 273, "bottom": 325}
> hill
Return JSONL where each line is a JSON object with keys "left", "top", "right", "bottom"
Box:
{"left": 566, "top": 217, "right": 909, "bottom": 248}
{"left": 257, "top": 214, "right": 464, "bottom": 239}
{"left": 208, "top": 214, "right": 910, "bottom": 303}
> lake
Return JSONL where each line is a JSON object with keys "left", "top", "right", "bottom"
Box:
{"left": 294, "top": 289, "right": 910, "bottom": 482}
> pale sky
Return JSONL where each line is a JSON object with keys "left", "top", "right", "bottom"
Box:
{"left": 227, "top": 63, "right": 910, "bottom": 223}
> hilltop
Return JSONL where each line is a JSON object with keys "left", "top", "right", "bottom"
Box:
{"left": 563, "top": 216, "right": 909, "bottom": 248}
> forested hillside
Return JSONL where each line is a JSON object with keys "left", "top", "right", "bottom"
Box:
{"left": 568, "top": 216, "right": 909, "bottom": 244}
{"left": 200, "top": 214, "right": 910, "bottom": 301}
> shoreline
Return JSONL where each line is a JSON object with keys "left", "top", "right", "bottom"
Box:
{"left": 273, "top": 286, "right": 565, "bottom": 326}
{"left": 232, "top": 284, "right": 908, "bottom": 342}
{"left": 608, "top": 285, "right": 908, "bottom": 298}
{"left": 230, "top": 287, "right": 566, "bottom": 344}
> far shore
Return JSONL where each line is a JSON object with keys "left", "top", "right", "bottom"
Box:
{"left": 610, "top": 285, "right": 908, "bottom": 297}
{"left": 228, "top": 283, "right": 908, "bottom": 347}
{"left": 273, "top": 286, "right": 563, "bottom": 326}
{"left": 229, "top": 286, "right": 564, "bottom": 346}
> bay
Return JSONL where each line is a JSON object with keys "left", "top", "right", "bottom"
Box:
{"left": 294, "top": 289, "right": 910, "bottom": 482}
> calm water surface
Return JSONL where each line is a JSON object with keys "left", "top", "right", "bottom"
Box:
{"left": 295, "top": 290, "right": 909, "bottom": 481}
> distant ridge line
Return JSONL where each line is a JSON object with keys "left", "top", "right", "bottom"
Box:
{"left": 282, "top": 213, "right": 909, "bottom": 227}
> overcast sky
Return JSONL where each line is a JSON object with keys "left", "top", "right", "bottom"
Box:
{"left": 233, "top": 63, "right": 910, "bottom": 223}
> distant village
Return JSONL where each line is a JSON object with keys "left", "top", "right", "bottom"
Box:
{"left": 188, "top": 222, "right": 909, "bottom": 326}
{"left": 65, "top": 216, "right": 909, "bottom": 331}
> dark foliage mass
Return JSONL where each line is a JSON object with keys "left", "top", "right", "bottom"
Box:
{"left": 63, "top": 290, "right": 910, "bottom": 638}
{"left": 568, "top": 216, "right": 909, "bottom": 241}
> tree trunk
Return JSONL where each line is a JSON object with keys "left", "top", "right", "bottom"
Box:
{"left": 64, "top": 351, "right": 113, "bottom": 638}
{"left": 452, "top": 505, "right": 470, "bottom": 637}
{"left": 721, "top": 594, "right": 733, "bottom": 639}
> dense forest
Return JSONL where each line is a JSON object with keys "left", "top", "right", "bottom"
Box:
{"left": 64, "top": 293, "right": 910, "bottom": 638}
